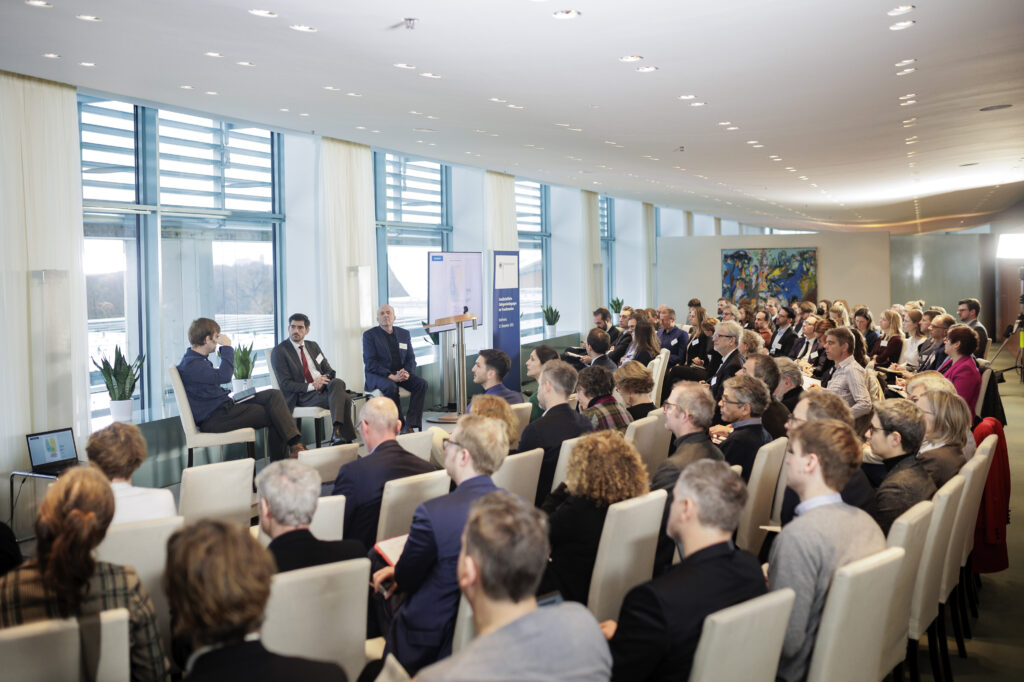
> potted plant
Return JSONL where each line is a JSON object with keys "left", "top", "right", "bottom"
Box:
{"left": 232, "top": 342, "right": 256, "bottom": 392}
{"left": 92, "top": 346, "right": 145, "bottom": 422}
{"left": 542, "top": 305, "right": 561, "bottom": 337}
{"left": 609, "top": 297, "right": 624, "bottom": 315}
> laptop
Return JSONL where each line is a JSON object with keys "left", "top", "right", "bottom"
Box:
{"left": 26, "top": 427, "right": 80, "bottom": 476}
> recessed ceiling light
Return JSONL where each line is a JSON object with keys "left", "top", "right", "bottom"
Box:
{"left": 76, "top": 14, "right": 101, "bottom": 21}
{"left": 205, "top": 91, "right": 218, "bottom": 95}
{"left": 409, "top": 110, "right": 422, "bottom": 115}
{"left": 78, "top": 61, "right": 95, "bottom": 67}
{"left": 248, "top": 9, "right": 278, "bottom": 18}
{"left": 180, "top": 85, "right": 194, "bottom": 89}
{"left": 346, "top": 92, "right": 362, "bottom": 97}
{"left": 635, "top": 66, "right": 658, "bottom": 73}
{"left": 279, "top": 107, "right": 289, "bottom": 112}
{"left": 887, "top": 5, "right": 915, "bottom": 16}
{"left": 569, "top": 127, "right": 583, "bottom": 132}
{"left": 426, "top": 115, "right": 438, "bottom": 120}
{"left": 507, "top": 104, "right": 524, "bottom": 109}
{"left": 25, "top": 0, "right": 52, "bottom": 7}
{"left": 355, "top": 126, "right": 366, "bottom": 130}
{"left": 371, "top": 130, "right": 381, "bottom": 133}
{"left": 489, "top": 97, "right": 507, "bottom": 103}
{"left": 236, "top": 60, "right": 255, "bottom": 66}
{"left": 555, "top": 122, "right": 570, "bottom": 126}
{"left": 896, "top": 68, "right": 916, "bottom": 76}
{"left": 718, "top": 121, "right": 731, "bottom": 126}
{"left": 690, "top": 102, "right": 706, "bottom": 107}
{"left": 204, "top": 52, "right": 224, "bottom": 58}
{"left": 619, "top": 55, "right": 643, "bottom": 62}
{"left": 42, "top": 52, "right": 60, "bottom": 59}
{"left": 323, "top": 85, "right": 339, "bottom": 91}
{"left": 895, "top": 58, "right": 917, "bottom": 67}
{"left": 420, "top": 72, "right": 442, "bottom": 79}
{"left": 290, "top": 24, "right": 317, "bottom": 32}
{"left": 553, "top": 10, "right": 582, "bottom": 19}
{"left": 678, "top": 94, "right": 696, "bottom": 100}
{"left": 299, "top": 113, "right": 309, "bottom": 117}
{"left": 898, "top": 93, "right": 916, "bottom": 100}
{"left": 889, "top": 20, "right": 915, "bottom": 30}
{"left": 799, "top": 176, "right": 808, "bottom": 180}
{"left": 726, "top": 126, "right": 738, "bottom": 130}
{"left": 746, "top": 140, "right": 759, "bottom": 144}
{"left": 753, "top": 144, "right": 764, "bottom": 148}
{"left": 785, "top": 167, "right": 795, "bottom": 170}
{"left": 899, "top": 100, "right": 917, "bottom": 106}
{"left": 394, "top": 63, "right": 416, "bottom": 69}
{"left": 902, "top": 117, "right": 917, "bottom": 123}
{"left": 980, "top": 104, "right": 1012, "bottom": 112}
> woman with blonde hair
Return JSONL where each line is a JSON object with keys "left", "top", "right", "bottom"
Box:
{"left": 469, "top": 394, "right": 520, "bottom": 450}
{"left": 538, "top": 431, "right": 648, "bottom": 603}
{"left": 614, "top": 361, "right": 655, "bottom": 421}
{"left": 916, "top": 390, "right": 969, "bottom": 487}
{"left": 829, "top": 302, "right": 851, "bottom": 328}
{"left": 899, "top": 309, "right": 928, "bottom": 368}
{"left": 869, "top": 309, "right": 904, "bottom": 368}
{"left": 739, "top": 329, "right": 764, "bottom": 358}
{"left": 0, "top": 466, "right": 168, "bottom": 681}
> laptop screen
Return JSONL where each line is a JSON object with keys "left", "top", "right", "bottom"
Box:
{"left": 26, "top": 428, "right": 79, "bottom": 471}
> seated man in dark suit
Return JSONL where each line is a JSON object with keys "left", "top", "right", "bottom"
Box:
{"left": 717, "top": 375, "right": 773, "bottom": 482}
{"left": 708, "top": 320, "right": 744, "bottom": 404}
{"left": 586, "top": 328, "right": 618, "bottom": 371}
{"left": 865, "top": 399, "right": 937, "bottom": 535}
{"left": 271, "top": 313, "right": 356, "bottom": 445}
{"left": 471, "top": 348, "right": 524, "bottom": 404}
{"left": 605, "top": 460, "right": 766, "bottom": 680}
{"left": 256, "top": 460, "right": 365, "bottom": 573}
{"left": 741, "top": 354, "right": 791, "bottom": 439}
{"left": 594, "top": 306, "right": 622, "bottom": 345}
{"left": 371, "top": 415, "right": 506, "bottom": 675}
{"left": 177, "top": 317, "right": 305, "bottom": 460}
{"left": 331, "top": 397, "right": 434, "bottom": 548}
{"left": 656, "top": 307, "right": 689, "bottom": 365}
{"left": 768, "top": 305, "right": 799, "bottom": 357}
{"left": 518, "top": 360, "right": 594, "bottom": 504}
{"left": 363, "top": 304, "right": 428, "bottom": 432}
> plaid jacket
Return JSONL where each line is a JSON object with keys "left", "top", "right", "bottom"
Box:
{"left": 0, "top": 559, "right": 169, "bottom": 682}
{"left": 583, "top": 396, "right": 633, "bottom": 434}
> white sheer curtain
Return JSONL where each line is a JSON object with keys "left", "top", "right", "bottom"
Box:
{"left": 0, "top": 72, "right": 88, "bottom": 522}
{"left": 319, "top": 137, "right": 376, "bottom": 389}
{"left": 485, "top": 171, "right": 517, "bottom": 251}
{"left": 581, "top": 190, "right": 603, "bottom": 327}
{"left": 642, "top": 202, "right": 657, "bottom": 304}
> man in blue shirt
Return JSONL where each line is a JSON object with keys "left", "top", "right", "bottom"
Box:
{"left": 471, "top": 349, "right": 524, "bottom": 404}
{"left": 177, "top": 317, "right": 305, "bottom": 460}
{"left": 656, "top": 307, "right": 689, "bottom": 365}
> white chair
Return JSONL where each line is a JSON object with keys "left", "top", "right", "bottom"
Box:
{"left": 262, "top": 558, "right": 370, "bottom": 682}
{"left": 397, "top": 428, "right": 439, "bottom": 462}
{"left": 451, "top": 594, "right": 476, "bottom": 655}
{"left": 549, "top": 436, "right": 582, "bottom": 493}
{"left": 0, "top": 607, "right": 130, "bottom": 682}
{"left": 428, "top": 426, "right": 450, "bottom": 469}
{"left": 806, "top": 547, "right": 906, "bottom": 682}
{"left": 624, "top": 412, "right": 672, "bottom": 482}
{"left": 375, "top": 654, "right": 412, "bottom": 682}
{"left": 587, "top": 489, "right": 668, "bottom": 622}
{"left": 907, "top": 476, "right": 964, "bottom": 682}
{"left": 298, "top": 443, "right": 359, "bottom": 484}
{"left": 510, "top": 402, "right": 532, "bottom": 444}
{"left": 879, "top": 501, "right": 933, "bottom": 679}
{"left": 491, "top": 448, "right": 543, "bottom": 502}
{"left": 268, "top": 362, "right": 331, "bottom": 447}
{"left": 974, "top": 368, "right": 991, "bottom": 418}
{"left": 169, "top": 366, "right": 256, "bottom": 467}
{"left": 376, "top": 469, "right": 451, "bottom": 541}
{"left": 735, "top": 437, "right": 788, "bottom": 554}
{"left": 729, "top": 464, "right": 743, "bottom": 476}
{"left": 178, "top": 458, "right": 255, "bottom": 526}
{"left": 310, "top": 494, "right": 347, "bottom": 541}
{"left": 647, "top": 348, "right": 671, "bottom": 407}
{"left": 689, "top": 589, "right": 796, "bottom": 682}
{"left": 769, "top": 444, "right": 792, "bottom": 526}
{"left": 96, "top": 515, "right": 184, "bottom": 654}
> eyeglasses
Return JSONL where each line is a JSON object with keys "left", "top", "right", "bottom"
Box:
{"left": 865, "top": 423, "right": 890, "bottom": 435}
{"left": 712, "top": 333, "right": 736, "bottom": 339}
{"left": 442, "top": 437, "right": 461, "bottom": 450}
{"left": 662, "top": 401, "right": 686, "bottom": 415}
{"left": 786, "top": 414, "right": 806, "bottom": 427}
{"left": 719, "top": 397, "right": 744, "bottom": 406}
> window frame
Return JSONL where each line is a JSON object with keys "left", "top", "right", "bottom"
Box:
{"left": 515, "top": 180, "right": 551, "bottom": 342}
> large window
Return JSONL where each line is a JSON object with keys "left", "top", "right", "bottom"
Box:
{"left": 79, "top": 94, "right": 282, "bottom": 423}
{"left": 600, "top": 196, "right": 615, "bottom": 304}
{"left": 374, "top": 152, "right": 452, "bottom": 359}
{"left": 515, "top": 180, "right": 550, "bottom": 341}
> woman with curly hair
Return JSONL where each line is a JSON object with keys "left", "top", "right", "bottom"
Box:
{"left": 469, "top": 394, "right": 520, "bottom": 451}
{"left": 0, "top": 465, "right": 169, "bottom": 682}
{"left": 537, "top": 431, "right": 648, "bottom": 604}
{"left": 614, "top": 361, "right": 655, "bottom": 421}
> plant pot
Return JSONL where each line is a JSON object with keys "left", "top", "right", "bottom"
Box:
{"left": 109, "top": 399, "right": 133, "bottom": 423}
{"left": 232, "top": 378, "right": 255, "bottom": 392}
{"left": 545, "top": 324, "right": 557, "bottom": 338}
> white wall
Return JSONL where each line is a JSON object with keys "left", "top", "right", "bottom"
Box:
{"left": 614, "top": 198, "right": 646, "bottom": 306}
{"left": 450, "top": 166, "right": 489, "bottom": 351}
{"left": 281, "top": 133, "right": 322, "bottom": 334}
{"left": 549, "top": 185, "right": 585, "bottom": 333}
{"left": 655, "top": 232, "right": 892, "bottom": 315}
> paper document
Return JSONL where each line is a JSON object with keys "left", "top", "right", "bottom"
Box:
{"left": 374, "top": 533, "right": 409, "bottom": 567}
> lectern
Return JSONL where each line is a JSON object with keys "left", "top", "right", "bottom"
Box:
{"left": 426, "top": 313, "right": 478, "bottom": 422}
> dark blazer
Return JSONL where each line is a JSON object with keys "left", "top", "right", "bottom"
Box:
{"left": 363, "top": 325, "right": 416, "bottom": 393}
{"left": 0, "top": 521, "right": 21, "bottom": 577}
{"left": 387, "top": 476, "right": 499, "bottom": 675}
{"left": 270, "top": 339, "right": 336, "bottom": 409}
{"left": 870, "top": 335, "right": 903, "bottom": 368}
{"left": 768, "top": 326, "right": 798, "bottom": 357}
{"left": 627, "top": 403, "right": 657, "bottom": 421}
{"left": 187, "top": 640, "right": 346, "bottom": 682}
{"left": 709, "top": 349, "right": 743, "bottom": 402}
{"left": 537, "top": 484, "right": 608, "bottom": 604}
{"left": 267, "top": 529, "right": 365, "bottom": 573}
{"left": 918, "top": 343, "right": 948, "bottom": 373}
{"left": 917, "top": 444, "right": 966, "bottom": 488}
{"left": 518, "top": 403, "right": 594, "bottom": 504}
{"left": 868, "top": 455, "right": 937, "bottom": 536}
{"left": 332, "top": 440, "right": 435, "bottom": 548}
{"left": 780, "top": 386, "right": 803, "bottom": 413}
{"left": 609, "top": 541, "right": 767, "bottom": 681}
{"left": 721, "top": 422, "right": 772, "bottom": 482}
{"left": 592, "top": 354, "right": 618, "bottom": 372}
{"left": 608, "top": 325, "right": 622, "bottom": 345}
{"left": 761, "top": 400, "right": 791, "bottom": 440}
{"left": 608, "top": 332, "right": 633, "bottom": 364}
{"left": 685, "top": 333, "right": 711, "bottom": 366}
{"left": 787, "top": 335, "right": 810, "bottom": 360}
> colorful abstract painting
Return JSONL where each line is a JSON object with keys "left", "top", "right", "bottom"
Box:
{"left": 721, "top": 248, "right": 817, "bottom": 306}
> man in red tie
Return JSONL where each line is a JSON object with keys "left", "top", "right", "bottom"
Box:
{"left": 270, "top": 313, "right": 357, "bottom": 445}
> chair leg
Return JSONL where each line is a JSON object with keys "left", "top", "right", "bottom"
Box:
{"left": 906, "top": 638, "right": 921, "bottom": 682}
{"left": 187, "top": 448, "right": 193, "bottom": 468}
{"left": 928, "top": 624, "right": 944, "bottom": 682}
{"left": 948, "top": 589, "right": 967, "bottom": 658}
{"left": 314, "top": 418, "right": 324, "bottom": 448}
{"left": 247, "top": 441, "right": 256, "bottom": 460}
{"left": 957, "top": 571, "right": 972, "bottom": 639}
{"left": 966, "top": 557, "right": 979, "bottom": 618}
{"left": 892, "top": 661, "right": 905, "bottom": 682}
{"left": 937, "top": 604, "right": 954, "bottom": 682}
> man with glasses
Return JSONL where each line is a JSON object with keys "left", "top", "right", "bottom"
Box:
{"left": 718, "top": 375, "right": 773, "bottom": 482}
{"left": 864, "top": 399, "right": 936, "bottom": 535}
{"left": 331, "top": 397, "right": 433, "bottom": 549}
{"left": 768, "top": 306, "right": 798, "bottom": 358}
{"left": 788, "top": 315, "right": 819, "bottom": 362}
{"left": 821, "top": 327, "right": 872, "bottom": 419}
{"left": 917, "top": 313, "right": 955, "bottom": 373}
{"left": 371, "top": 414, "right": 505, "bottom": 674}
{"left": 708, "top": 320, "right": 744, "bottom": 403}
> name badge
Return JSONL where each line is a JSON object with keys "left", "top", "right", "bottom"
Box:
{"left": 399, "top": 342, "right": 408, "bottom": 350}
{"left": 315, "top": 353, "right": 324, "bottom": 363}
{"left": 671, "top": 338, "right": 678, "bottom": 346}
{"left": 710, "top": 375, "right": 718, "bottom": 386}
{"left": 880, "top": 340, "right": 888, "bottom": 347}
{"left": 691, "top": 338, "right": 698, "bottom": 346}
{"left": 810, "top": 351, "right": 818, "bottom": 360}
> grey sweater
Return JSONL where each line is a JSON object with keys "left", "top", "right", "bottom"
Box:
{"left": 768, "top": 501, "right": 886, "bottom": 682}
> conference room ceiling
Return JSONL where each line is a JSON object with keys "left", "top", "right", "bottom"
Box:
{"left": 2, "top": 0, "right": 1023, "bottom": 233}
